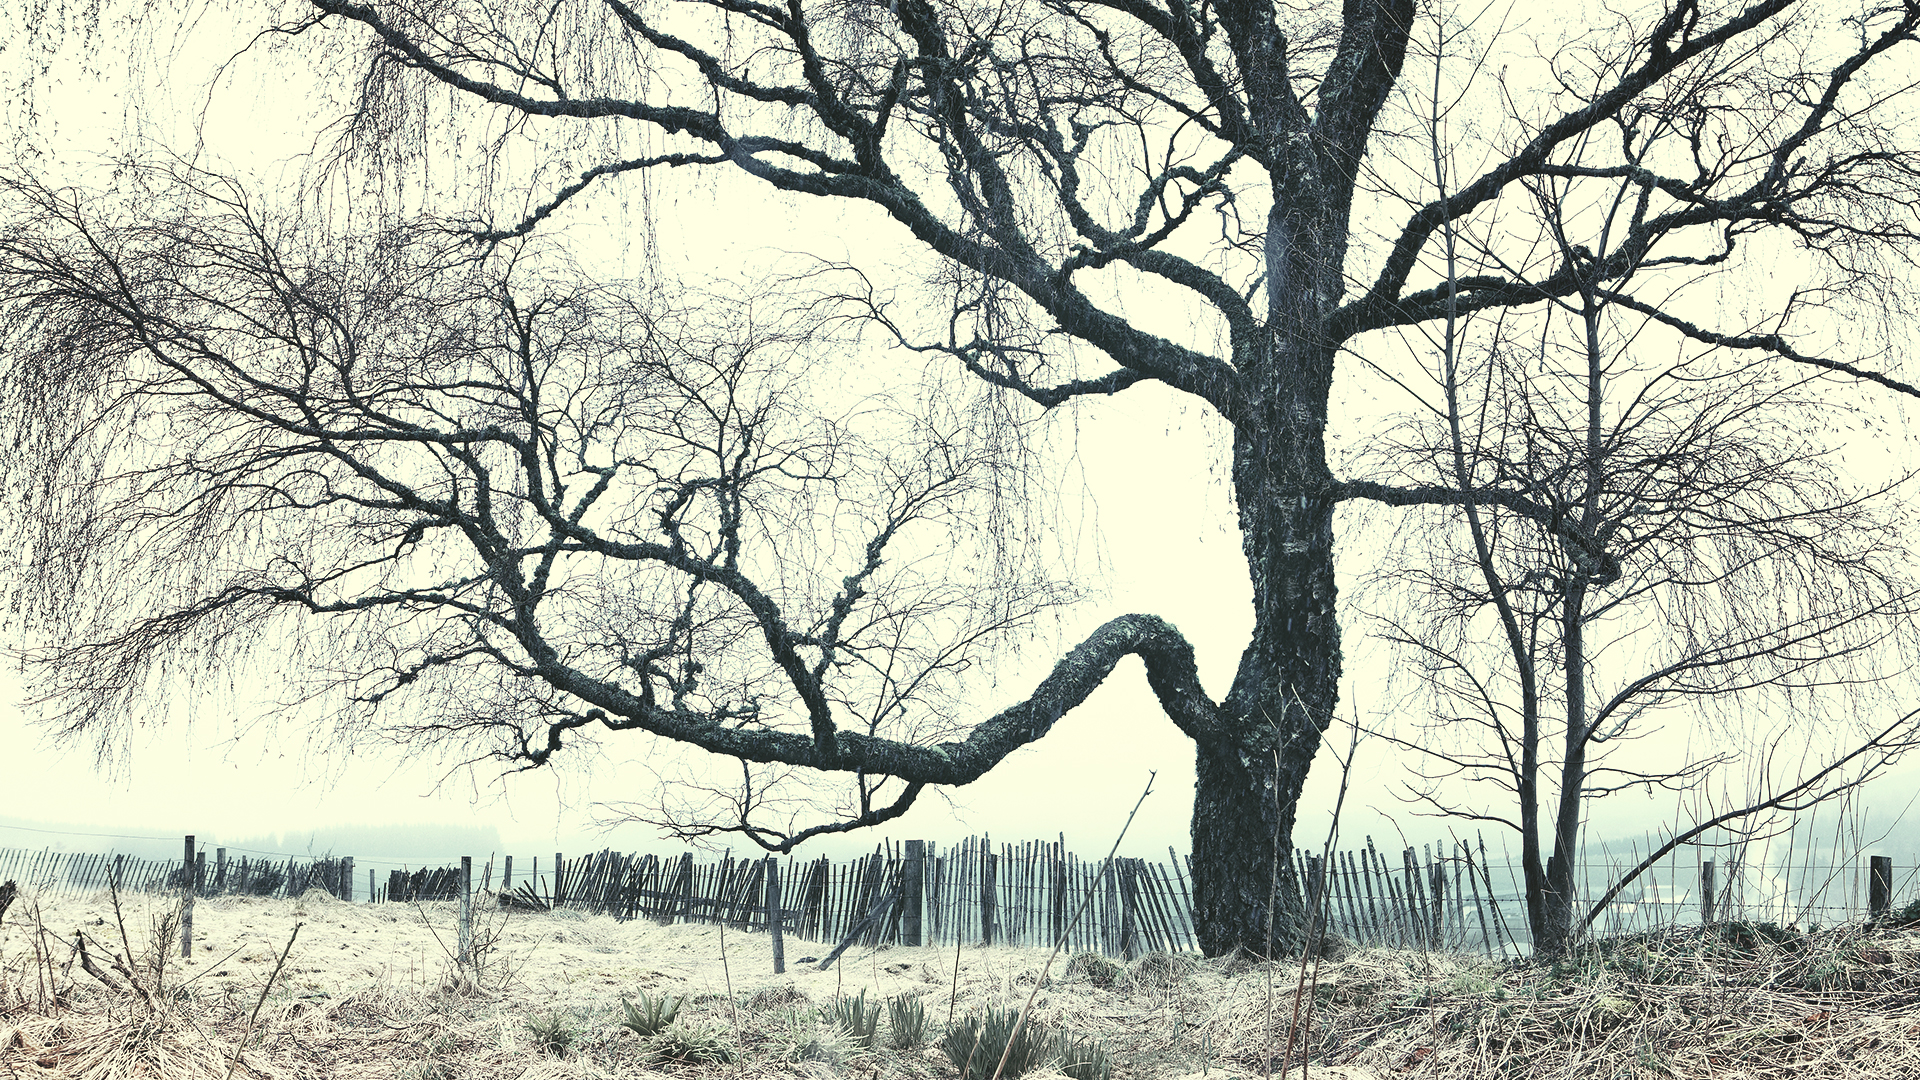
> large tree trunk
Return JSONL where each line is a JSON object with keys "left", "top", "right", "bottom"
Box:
{"left": 1190, "top": 736, "right": 1304, "bottom": 957}
{"left": 1180, "top": 56, "right": 1357, "bottom": 943}
{"left": 1189, "top": 356, "right": 1343, "bottom": 957}
{"left": 1164, "top": 0, "right": 1398, "bottom": 951}
{"left": 1186, "top": 503, "right": 1340, "bottom": 956}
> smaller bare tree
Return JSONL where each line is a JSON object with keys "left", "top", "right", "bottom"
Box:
{"left": 1363, "top": 113, "right": 1920, "bottom": 955}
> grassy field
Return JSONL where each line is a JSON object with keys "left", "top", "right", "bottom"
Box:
{"left": 4, "top": 885, "right": 1920, "bottom": 1079}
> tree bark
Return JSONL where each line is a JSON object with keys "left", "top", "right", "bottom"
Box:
{"left": 1191, "top": 737, "right": 1299, "bottom": 957}
{"left": 1188, "top": 331, "right": 1345, "bottom": 955}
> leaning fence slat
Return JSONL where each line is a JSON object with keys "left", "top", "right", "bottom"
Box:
{"left": 1166, "top": 847, "right": 1194, "bottom": 948}
{"left": 1342, "top": 852, "right": 1362, "bottom": 942}
{"left": 1137, "top": 859, "right": 1167, "bottom": 955}
{"left": 1049, "top": 844, "right": 1066, "bottom": 948}
{"left": 1461, "top": 841, "right": 1492, "bottom": 957}
{"left": 1476, "top": 835, "right": 1515, "bottom": 958}
{"left": 1164, "top": 858, "right": 1193, "bottom": 951}
{"left": 1132, "top": 860, "right": 1162, "bottom": 954}
{"left": 1401, "top": 848, "right": 1425, "bottom": 950}
{"left": 1140, "top": 859, "right": 1176, "bottom": 954}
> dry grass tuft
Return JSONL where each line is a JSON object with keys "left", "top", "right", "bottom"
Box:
{"left": 1240, "top": 924, "right": 1920, "bottom": 1080}
{"left": 1120, "top": 952, "right": 1198, "bottom": 994}
{"left": 0, "top": 881, "right": 306, "bottom": 1080}
{"left": 4, "top": 1009, "right": 252, "bottom": 1079}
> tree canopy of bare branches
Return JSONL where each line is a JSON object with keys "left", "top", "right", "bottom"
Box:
{"left": 0, "top": 170, "right": 1102, "bottom": 844}
{"left": 8, "top": 0, "right": 1920, "bottom": 957}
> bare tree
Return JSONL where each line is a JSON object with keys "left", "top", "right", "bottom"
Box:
{"left": 9, "top": 0, "right": 1920, "bottom": 957}
{"left": 0, "top": 166, "right": 1090, "bottom": 850}
{"left": 1367, "top": 290, "right": 1919, "bottom": 954}
{"left": 1354, "top": 48, "right": 1920, "bottom": 954}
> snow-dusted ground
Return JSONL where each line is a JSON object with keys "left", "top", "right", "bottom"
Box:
{"left": 3, "top": 885, "right": 1348, "bottom": 1078}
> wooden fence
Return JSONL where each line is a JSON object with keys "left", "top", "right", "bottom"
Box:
{"left": 0, "top": 845, "right": 356, "bottom": 903}
{"left": 1292, "top": 837, "right": 1521, "bottom": 955}
{"left": 365, "top": 837, "right": 1919, "bottom": 959}
{"left": 463, "top": 837, "right": 1207, "bottom": 957}
{"left": 380, "top": 836, "right": 1486, "bottom": 958}
{"left": 7, "top": 836, "right": 1911, "bottom": 962}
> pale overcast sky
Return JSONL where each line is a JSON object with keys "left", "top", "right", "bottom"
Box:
{"left": 4, "top": 0, "right": 1918, "bottom": 890}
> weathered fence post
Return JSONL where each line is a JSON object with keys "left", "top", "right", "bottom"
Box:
{"left": 1701, "top": 861, "right": 1716, "bottom": 926}
{"left": 1400, "top": 848, "right": 1426, "bottom": 949}
{"left": 458, "top": 856, "right": 472, "bottom": 968}
{"left": 903, "top": 840, "right": 925, "bottom": 947}
{"left": 554, "top": 852, "right": 564, "bottom": 908}
{"left": 215, "top": 848, "right": 227, "bottom": 894}
{"left": 766, "top": 857, "right": 786, "bottom": 974}
{"left": 1870, "top": 855, "right": 1893, "bottom": 919}
{"left": 504, "top": 854, "right": 514, "bottom": 891}
{"left": 181, "top": 835, "right": 194, "bottom": 958}
{"left": 342, "top": 857, "right": 353, "bottom": 901}
{"left": 1428, "top": 857, "right": 1445, "bottom": 948}
{"left": 981, "top": 849, "right": 998, "bottom": 947}
{"left": 675, "top": 853, "right": 696, "bottom": 924}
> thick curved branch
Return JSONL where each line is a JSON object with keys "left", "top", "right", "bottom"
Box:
{"left": 1315, "top": 0, "right": 1416, "bottom": 183}
{"left": 1071, "top": 0, "right": 1251, "bottom": 144}
{"left": 472, "top": 152, "right": 729, "bottom": 245}
{"left": 307, "top": 0, "right": 1248, "bottom": 421}
{"left": 528, "top": 612, "right": 1222, "bottom": 783}
{"left": 312, "top": 0, "right": 732, "bottom": 130}
{"left": 1331, "top": 478, "right": 1622, "bottom": 585}
{"left": 954, "top": 347, "right": 1148, "bottom": 406}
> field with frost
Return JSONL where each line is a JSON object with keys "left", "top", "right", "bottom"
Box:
{"left": 5, "top": 886, "right": 1920, "bottom": 1079}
